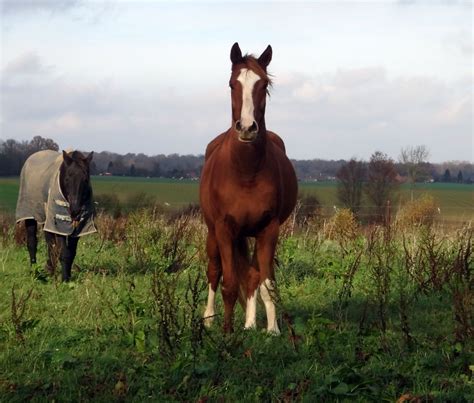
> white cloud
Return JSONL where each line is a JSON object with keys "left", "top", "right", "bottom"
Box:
{"left": 1, "top": 0, "right": 83, "bottom": 16}
{"left": 268, "top": 68, "right": 472, "bottom": 161}
{"left": 1, "top": 45, "right": 472, "bottom": 162}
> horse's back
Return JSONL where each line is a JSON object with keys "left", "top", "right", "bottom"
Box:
{"left": 16, "top": 150, "right": 61, "bottom": 224}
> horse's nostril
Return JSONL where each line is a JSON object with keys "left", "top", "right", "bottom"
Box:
{"left": 249, "top": 121, "right": 258, "bottom": 133}
{"left": 235, "top": 120, "right": 242, "bottom": 131}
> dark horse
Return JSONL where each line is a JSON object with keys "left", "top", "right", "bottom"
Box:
{"left": 200, "top": 43, "right": 298, "bottom": 333}
{"left": 16, "top": 150, "right": 96, "bottom": 282}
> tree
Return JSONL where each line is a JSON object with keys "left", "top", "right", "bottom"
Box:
{"left": 399, "top": 145, "right": 430, "bottom": 200}
{"left": 107, "top": 161, "right": 114, "bottom": 173}
{"left": 457, "top": 170, "right": 463, "bottom": 183}
{"left": 130, "top": 164, "right": 136, "bottom": 177}
{"left": 443, "top": 169, "right": 451, "bottom": 183}
{"left": 336, "top": 159, "right": 365, "bottom": 215}
{"left": 365, "top": 151, "right": 398, "bottom": 222}
{"left": 28, "top": 135, "right": 59, "bottom": 153}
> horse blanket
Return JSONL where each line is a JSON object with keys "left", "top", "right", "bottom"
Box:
{"left": 15, "top": 150, "right": 97, "bottom": 237}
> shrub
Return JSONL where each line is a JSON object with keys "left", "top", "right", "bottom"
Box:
{"left": 295, "top": 194, "right": 321, "bottom": 226}
{"left": 325, "top": 208, "right": 359, "bottom": 246}
{"left": 396, "top": 194, "right": 438, "bottom": 228}
{"left": 94, "top": 193, "right": 122, "bottom": 218}
{"left": 95, "top": 213, "right": 128, "bottom": 244}
{"left": 0, "top": 213, "right": 17, "bottom": 246}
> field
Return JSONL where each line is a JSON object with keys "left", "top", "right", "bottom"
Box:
{"left": 0, "top": 176, "right": 473, "bottom": 223}
{"left": 0, "top": 204, "right": 473, "bottom": 401}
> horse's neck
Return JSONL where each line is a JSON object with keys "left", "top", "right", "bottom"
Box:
{"left": 228, "top": 129, "right": 267, "bottom": 176}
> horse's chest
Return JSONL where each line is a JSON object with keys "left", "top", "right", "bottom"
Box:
{"left": 216, "top": 183, "right": 277, "bottom": 230}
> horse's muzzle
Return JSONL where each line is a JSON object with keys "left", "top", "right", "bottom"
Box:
{"left": 238, "top": 132, "right": 258, "bottom": 143}
{"left": 236, "top": 120, "right": 258, "bottom": 142}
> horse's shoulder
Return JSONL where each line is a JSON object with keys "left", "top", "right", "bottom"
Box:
{"left": 267, "top": 131, "right": 286, "bottom": 154}
{"left": 205, "top": 131, "right": 228, "bottom": 161}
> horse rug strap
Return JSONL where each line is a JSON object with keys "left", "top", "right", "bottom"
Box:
{"left": 15, "top": 149, "right": 97, "bottom": 237}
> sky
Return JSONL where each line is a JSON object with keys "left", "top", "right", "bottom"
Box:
{"left": 1, "top": 0, "right": 472, "bottom": 162}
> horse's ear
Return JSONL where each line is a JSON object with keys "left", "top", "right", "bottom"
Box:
{"left": 230, "top": 42, "right": 243, "bottom": 65}
{"left": 258, "top": 45, "right": 272, "bottom": 69}
{"left": 62, "top": 150, "right": 73, "bottom": 165}
{"left": 86, "top": 151, "right": 94, "bottom": 164}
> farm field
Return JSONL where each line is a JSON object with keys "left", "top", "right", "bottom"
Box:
{"left": 0, "top": 176, "right": 473, "bottom": 223}
{"left": 0, "top": 210, "right": 472, "bottom": 401}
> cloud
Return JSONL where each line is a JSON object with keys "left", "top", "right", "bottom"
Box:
{"left": 2, "top": 51, "right": 51, "bottom": 75}
{"left": 446, "top": 29, "right": 474, "bottom": 57}
{"left": 1, "top": 53, "right": 472, "bottom": 162}
{"left": 0, "top": 53, "right": 229, "bottom": 155}
{"left": 1, "top": 0, "right": 83, "bottom": 15}
{"left": 268, "top": 68, "right": 472, "bottom": 161}
{"left": 1, "top": 0, "right": 113, "bottom": 24}
{"left": 396, "top": 0, "right": 466, "bottom": 5}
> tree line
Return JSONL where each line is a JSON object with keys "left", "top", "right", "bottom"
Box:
{"left": 0, "top": 137, "right": 472, "bottom": 183}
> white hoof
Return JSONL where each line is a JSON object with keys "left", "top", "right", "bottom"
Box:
{"left": 203, "top": 312, "right": 215, "bottom": 328}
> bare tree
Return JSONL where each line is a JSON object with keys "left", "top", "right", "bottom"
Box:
{"left": 399, "top": 145, "right": 430, "bottom": 200}
{"left": 336, "top": 159, "right": 365, "bottom": 216}
{"left": 28, "top": 135, "right": 59, "bottom": 153}
{"left": 366, "top": 151, "right": 398, "bottom": 222}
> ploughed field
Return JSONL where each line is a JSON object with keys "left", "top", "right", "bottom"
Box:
{"left": 0, "top": 206, "right": 472, "bottom": 401}
{"left": 0, "top": 176, "right": 473, "bottom": 224}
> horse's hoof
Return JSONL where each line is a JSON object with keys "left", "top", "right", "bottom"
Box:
{"left": 33, "top": 267, "right": 48, "bottom": 283}
{"left": 266, "top": 328, "right": 281, "bottom": 336}
{"left": 203, "top": 315, "right": 214, "bottom": 328}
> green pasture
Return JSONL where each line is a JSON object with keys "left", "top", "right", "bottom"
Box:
{"left": 0, "top": 176, "right": 472, "bottom": 222}
{"left": 0, "top": 211, "right": 472, "bottom": 401}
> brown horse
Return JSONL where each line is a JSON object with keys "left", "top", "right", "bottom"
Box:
{"left": 200, "top": 43, "right": 297, "bottom": 333}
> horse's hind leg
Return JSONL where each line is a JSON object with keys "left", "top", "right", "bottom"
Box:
{"left": 203, "top": 229, "right": 222, "bottom": 327}
{"left": 244, "top": 242, "right": 260, "bottom": 330}
{"left": 25, "top": 219, "right": 37, "bottom": 265}
{"left": 256, "top": 220, "right": 280, "bottom": 334}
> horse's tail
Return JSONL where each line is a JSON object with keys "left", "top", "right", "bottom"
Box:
{"left": 235, "top": 237, "right": 250, "bottom": 310}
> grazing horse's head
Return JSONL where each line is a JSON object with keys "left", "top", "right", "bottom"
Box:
{"left": 60, "top": 150, "right": 93, "bottom": 224}
{"left": 229, "top": 42, "right": 272, "bottom": 143}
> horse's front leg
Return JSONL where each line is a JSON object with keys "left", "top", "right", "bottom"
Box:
{"left": 57, "top": 236, "right": 79, "bottom": 282}
{"left": 44, "top": 231, "right": 58, "bottom": 275}
{"left": 203, "top": 228, "right": 222, "bottom": 327}
{"left": 216, "top": 219, "right": 239, "bottom": 333}
{"left": 25, "top": 219, "right": 37, "bottom": 265}
{"left": 255, "top": 219, "right": 280, "bottom": 334}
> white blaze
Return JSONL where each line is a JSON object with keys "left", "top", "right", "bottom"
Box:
{"left": 203, "top": 284, "right": 216, "bottom": 327}
{"left": 237, "top": 68, "right": 260, "bottom": 129}
{"left": 260, "top": 278, "right": 280, "bottom": 334}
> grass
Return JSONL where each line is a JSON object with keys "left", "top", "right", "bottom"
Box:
{"left": 0, "top": 209, "right": 472, "bottom": 401}
{"left": 0, "top": 178, "right": 19, "bottom": 213}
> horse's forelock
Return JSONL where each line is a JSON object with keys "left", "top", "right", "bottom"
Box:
{"left": 234, "top": 55, "right": 273, "bottom": 87}
{"left": 67, "top": 151, "right": 91, "bottom": 166}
